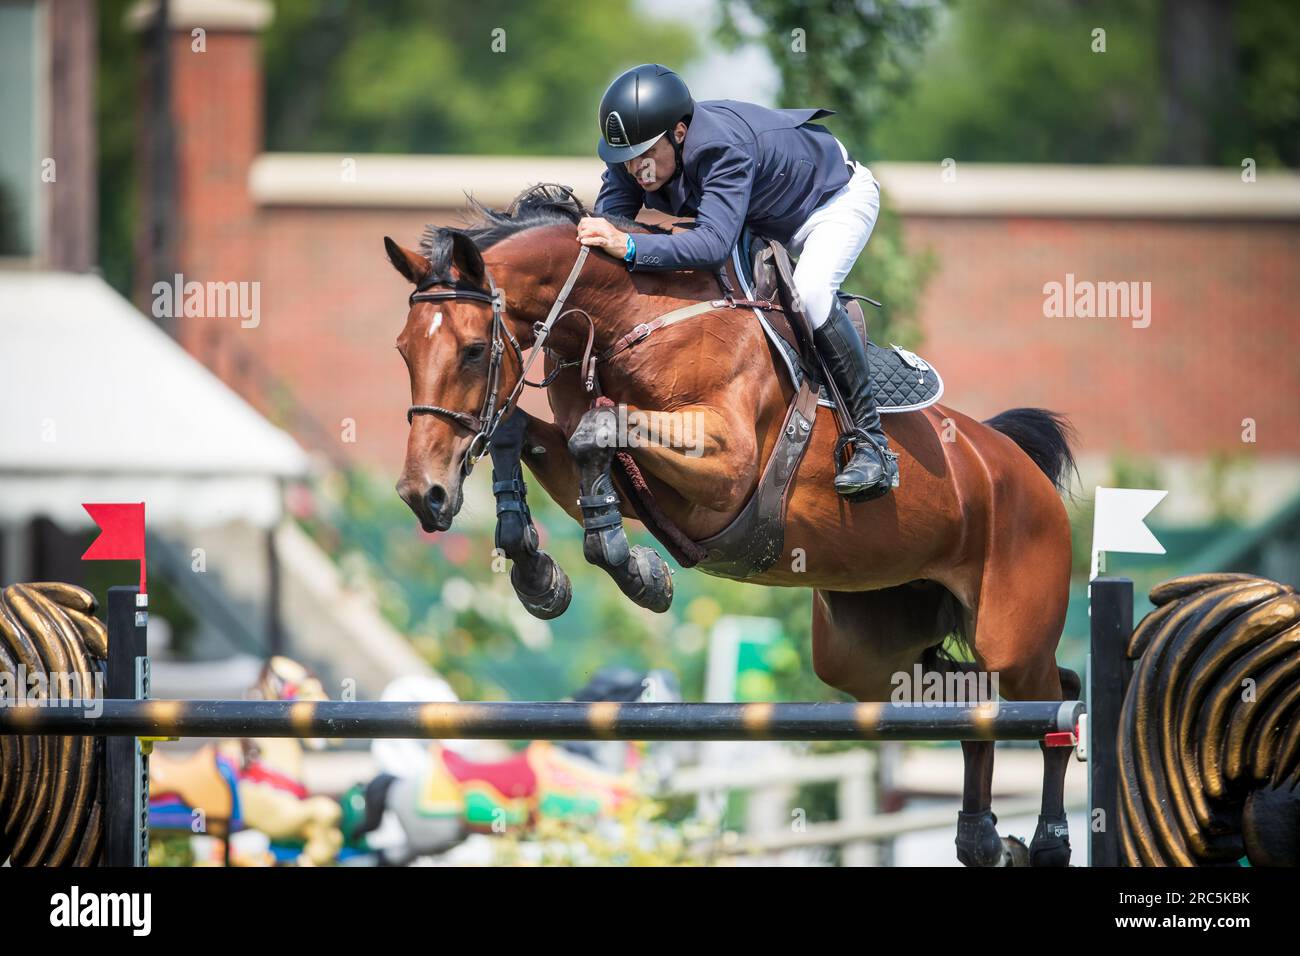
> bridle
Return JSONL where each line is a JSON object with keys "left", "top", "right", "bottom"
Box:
{"left": 406, "top": 245, "right": 592, "bottom": 475}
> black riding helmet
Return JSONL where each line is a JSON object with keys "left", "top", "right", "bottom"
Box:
{"left": 597, "top": 64, "right": 694, "bottom": 164}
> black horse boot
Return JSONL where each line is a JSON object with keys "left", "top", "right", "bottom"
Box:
{"left": 812, "top": 300, "right": 899, "bottom": 500}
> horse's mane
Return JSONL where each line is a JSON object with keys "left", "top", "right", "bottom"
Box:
{"left": 417, "top": 183, "right": 667, "bottom": 276}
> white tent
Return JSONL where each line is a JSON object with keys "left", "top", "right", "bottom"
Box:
{"left": 0, "top": 271, "right": 310, "bottom": 530}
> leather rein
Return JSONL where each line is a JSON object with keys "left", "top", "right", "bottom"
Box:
{"left": 405, "top": 242, "right": 782, "bottom": 475}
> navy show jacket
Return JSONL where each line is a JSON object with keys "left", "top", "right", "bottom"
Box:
{"left": 593, "top": 99, "right": 850, "bottom": 272}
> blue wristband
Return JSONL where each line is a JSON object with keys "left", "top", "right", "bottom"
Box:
{"left": 624, "top": 236, "right": 636, "bottom": 262}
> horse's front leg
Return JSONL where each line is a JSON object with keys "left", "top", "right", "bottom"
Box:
{"left": 487, "top": 409, "right": 572, "bottom": 619}
{"left": 567, "top": 404, "right": 674, "bottom": 612}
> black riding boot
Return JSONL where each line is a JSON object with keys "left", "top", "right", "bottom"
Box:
{"left": 812, "top": 300, "right": 899, "bottom": 500}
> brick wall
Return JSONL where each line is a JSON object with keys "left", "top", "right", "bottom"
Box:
{"left": 901, "top": 216, "right": 1300, "bottom": 459}
{"left": 167, "top": 30, "right": 260, "bottom": 353}
{"left": 243, "top": 205, "right": 451, "bottom": 467}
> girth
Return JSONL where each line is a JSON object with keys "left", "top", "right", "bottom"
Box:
{"left": 690, "top": 377, "right": 821, "bottom": 579}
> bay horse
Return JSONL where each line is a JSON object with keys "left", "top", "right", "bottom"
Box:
{"left": 384, "top": 186, "right": 1079, "bottom": 866}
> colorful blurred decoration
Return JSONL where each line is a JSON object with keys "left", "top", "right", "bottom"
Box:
{"left": 439, "top": 532, "right": 473, "bottom": 566}
{"left": 341, "top": 667, "right": 682, "bottom": 865}
{"left": 417, "top": 739, "right": 641, "bottom": 832}
{"left": 149, "top": 656, "right": 345, "bottom": 866}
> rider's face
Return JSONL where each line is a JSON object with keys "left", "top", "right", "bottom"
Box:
{"left": 625, "top": 124, "right": 686, "bottom": 192}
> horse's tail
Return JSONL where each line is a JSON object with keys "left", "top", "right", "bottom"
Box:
{"left": 984, "top": 408, "right": 1078, "bottom": 493}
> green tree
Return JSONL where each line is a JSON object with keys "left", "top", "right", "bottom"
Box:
{"left": 262, "top": 0, "right": 696, "bottom": 155}
{"left": 97, "top": 0, "right": 141, "bottom": 295}
{"left": 1234, "top": 0, "right": 1300, "bottom": 167}
{"left": 718, "top": 0, "right": 941, "bottom": 345}
{"left": 870, "top": 0, "right": 1298, "bottom": 168}
{"left": 871, "top": 0, "right": 1166, "bottom": 164}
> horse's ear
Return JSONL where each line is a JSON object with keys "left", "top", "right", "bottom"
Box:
{"left": 384, "top": 236, "right": 431, "bottom": 286}
{"left": 448, "top": 231, "right": 486, "bottom": 288}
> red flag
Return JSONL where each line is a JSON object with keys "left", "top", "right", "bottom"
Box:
{"left": 82, "top": 503, "right": 147, "bottom": 593}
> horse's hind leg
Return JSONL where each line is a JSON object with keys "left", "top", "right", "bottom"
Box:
{"left": 488, "top": 410, "right": 571, "bottom": 619}
{"left": 962, "top": 513, "right": 1073, "bottom": 866}
{"left": 1028, "top": 665, "right": 1080, "bottom": 867}
{"left": 921, "top": 648, "right": 1030, "bottom": 867}
{"left": 567, "top": 405, "right": 673, "bottom": 612}
{"left": 812, "top": 587, "right": 1030, "bottom": 864}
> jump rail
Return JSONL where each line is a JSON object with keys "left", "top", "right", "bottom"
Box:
{"left": 0, "top": 698, "right": 1084, "bottom": 742}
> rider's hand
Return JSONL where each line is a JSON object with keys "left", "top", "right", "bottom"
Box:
{"left": 577, "top": 217, "right": 631, "bottom": 258}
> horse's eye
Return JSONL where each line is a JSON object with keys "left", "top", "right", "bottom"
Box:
{"left": 462, "top": 342, "right": 488, "bottom": 365}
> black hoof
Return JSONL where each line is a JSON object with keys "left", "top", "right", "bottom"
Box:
{"left": 956, "top": 810, "right": 1012, "bottom": 867}
{"left": 511, "top": 554, "right": 572, "bottom": 620}
{"left": 619, "top": 545, "right": 673, "bottom": 612}
{"left": 1028, "top": 813, "right": 1072, "bottom": 867}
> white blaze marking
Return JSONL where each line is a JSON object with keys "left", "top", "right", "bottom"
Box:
{"left": 427, "top": 311, "right": 442, "bottom": 336}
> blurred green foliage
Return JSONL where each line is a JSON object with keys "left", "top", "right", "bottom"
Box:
{"left": 718, "top": 0, "right": 941, "bottom": 345}
{"left": 873, "top": 0, "right": 1165, "bottom": 164}
{"left": 97, "top": 0, "right": 139, "bottom": 297}
{"left": 262, "top": 0, "right": 695, "bottom": 155}
{"left": 719, "top": 0, "right": 942, "bottom": 156}
{"left": 863, "top": 0, "right": 1295, "bottom": 168}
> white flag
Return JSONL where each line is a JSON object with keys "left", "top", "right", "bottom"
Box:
{"left": 1091, "top": 487, "right": 1167, "bottom": 579}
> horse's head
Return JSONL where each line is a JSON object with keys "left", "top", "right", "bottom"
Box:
{"left": 385, "top": 229, "right": 516, "bottom": 533}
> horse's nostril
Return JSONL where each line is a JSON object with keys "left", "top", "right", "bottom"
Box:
{"left": 426, "top": 484, "right": 447, "bottom": 514}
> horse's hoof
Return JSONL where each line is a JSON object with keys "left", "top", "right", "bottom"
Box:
{"left": 955, "top": 809, "right": 1010, "bottom": 867}
{"left": 1028, "top": 813, "right": 1072, "bottom": 867}
{"left": 624, "top": 545, "right": 673, "bottom": 613}
{"left": 511, "top": 555, "right": 572, "bottom": 620}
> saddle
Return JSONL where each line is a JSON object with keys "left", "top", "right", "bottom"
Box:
{"left": 733, "top": 231, "right": 944, "bottom": 414}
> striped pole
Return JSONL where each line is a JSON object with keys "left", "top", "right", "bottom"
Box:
{"left": 0, "top": 698, "right": 1082, "bottom": 742}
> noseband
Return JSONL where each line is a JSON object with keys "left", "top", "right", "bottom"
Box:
{"left": 405, "top": 246, "right": 591, "bottom": 476}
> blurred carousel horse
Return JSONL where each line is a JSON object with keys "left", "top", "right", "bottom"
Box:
{"left": 149, "top": 656, "right": 343, "bottom": 865}
{"left": 341, "top": 667, "right": 681, "bottom": 865}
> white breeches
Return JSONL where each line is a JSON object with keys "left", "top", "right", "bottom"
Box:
{"left": 788, "top": 144, "right": 881, "bottom": 329}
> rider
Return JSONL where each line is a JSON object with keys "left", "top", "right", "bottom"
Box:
{"left": 579, "top": 63, "right": 898, "bottom": 501}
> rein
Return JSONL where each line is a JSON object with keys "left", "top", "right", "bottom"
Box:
{"left": 405, "top": 240, "right": 784, "bottom": 475}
